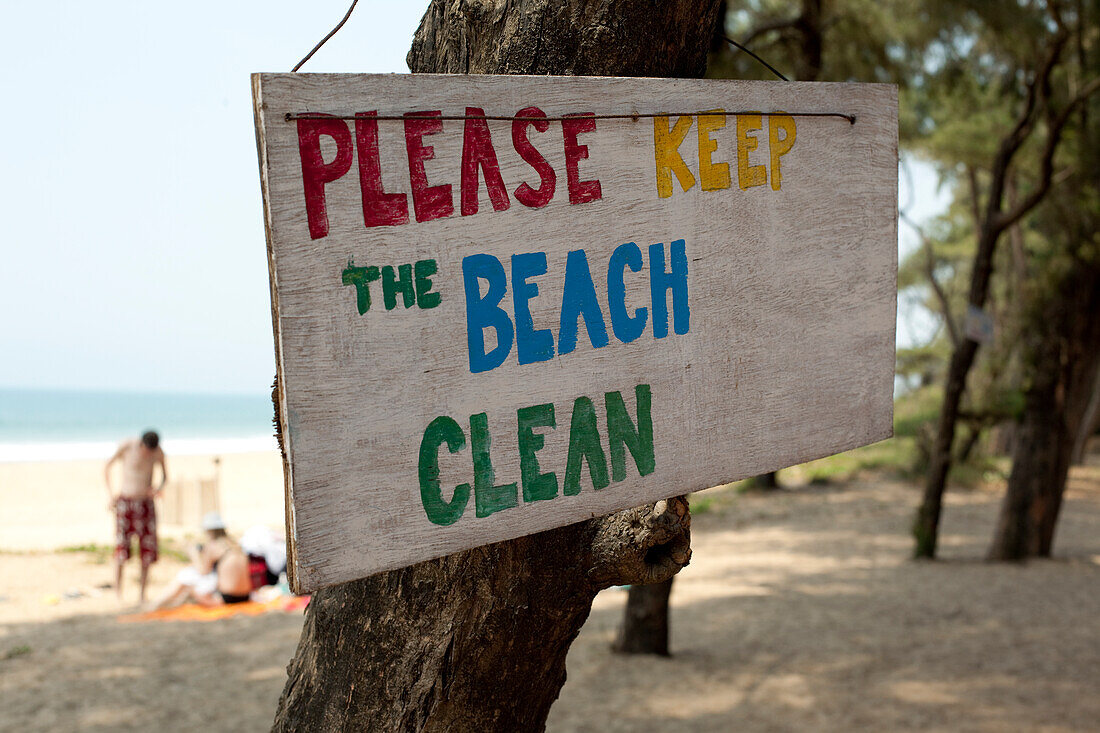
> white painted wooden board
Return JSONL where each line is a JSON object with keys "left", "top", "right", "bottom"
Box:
{"left": 252, "top": 73, "right": 897, "bottom": 592}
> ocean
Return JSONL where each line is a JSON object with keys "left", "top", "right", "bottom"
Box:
{"left": 0, "top": 388, "right": 278, "bottom": 462}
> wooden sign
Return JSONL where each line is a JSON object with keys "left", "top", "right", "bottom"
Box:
{"left": 252, "top": 73, "right": 897, "bottom": 592}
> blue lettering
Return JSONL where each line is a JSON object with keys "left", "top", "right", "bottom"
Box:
{"left": 606, "top": 242, "right": 648, "bottom": 343}
{"left": 649, "top": 239, "right": 690, "bottom": 338}
{"left": 511, "top": 252, "right": 555, "bottom": 365}
{"left": 463, "top": 239, "right": 690, "bottom": 374}
{"left": 463, "top": 253, "right": 514, "bottom": 373}
{"left": 558, "top": 249, "right": 610, "bottom": 355}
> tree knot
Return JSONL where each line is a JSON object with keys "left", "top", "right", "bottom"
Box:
{"left": 586, "top": 495, "right": 692, "bottom": 590}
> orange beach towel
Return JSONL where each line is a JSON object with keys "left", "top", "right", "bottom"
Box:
{"left": 118, "top": 595, "right": 310, "bottom": 623}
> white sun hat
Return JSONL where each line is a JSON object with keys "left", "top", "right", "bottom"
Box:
{"left": 201, "top": 511, "right": 227, "bottom": 531}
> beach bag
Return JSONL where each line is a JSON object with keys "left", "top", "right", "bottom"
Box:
{"left": 248, "top": 554, "right": 278, "bottom": 589}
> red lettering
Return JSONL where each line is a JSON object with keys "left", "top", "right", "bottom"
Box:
{"left": 403, "top": 111, "right": 454, "bottom": 223}
{"left": 355, "top": 112, "right": 409, "bottom": 228}
{"left": 460, "top": 107, "right": 511, "bottom": 217}
{"left": 297, "top": 116, "right": 354, "bottom": 239}
{"left": 561, "top": 113, "right": 602, "bottom": 205}
{"left": 511, "top": 106, "right": 556, "bottom": 208}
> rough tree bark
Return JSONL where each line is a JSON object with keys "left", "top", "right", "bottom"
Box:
{"left": 405, "top": 0, "right": 721, "bottom": 77}
{"left": 271, "top": 1, "right": 721, "bottom": 731}
{"left": 613, "top": 578, "right": 674, "bottom": 656}
{"left": 988, "top": 264, "right": 1100, "bottom": 559}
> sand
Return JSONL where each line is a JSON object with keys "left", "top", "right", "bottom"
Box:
{"left": 1, "top": 454, "right": 1099, "bottom": 732}
{"left": 0, "top": 451, "right": 286, "bottom": 551}
{"left": 548, "top": 463, "right": 1100, "bottom": 733}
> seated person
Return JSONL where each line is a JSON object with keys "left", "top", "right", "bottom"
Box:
{"left": 150, "top": 512, "right": 254, "bottom": 609}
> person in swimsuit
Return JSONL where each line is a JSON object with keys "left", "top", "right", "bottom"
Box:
{"left": 150, "top": 512, "right": 254, "bottom": 609}
{"left": 105, "top": 430, "right": 167, "bottom": 603}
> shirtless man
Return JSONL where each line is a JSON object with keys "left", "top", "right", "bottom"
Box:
{"left": 105, "top": 431, "right": 167, "bottom": 602}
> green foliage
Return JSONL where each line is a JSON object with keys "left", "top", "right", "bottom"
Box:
{"left": 713, "top": 0, "right": 939, "bottom": 85}
{"left": 688, "top": 481, "right": 750, "bottom": 514}
{"left": 58, "top": 539, "right": 188, "bottom": 564}
{"left": 793, "top": 437, "right": 922, "bottom": 484}
{"left": 948, "top": 454, "right": 1009, "bottom": 489}
{"left": 2, "top": 645, "right": 31, "bottom": 661}
{"left": 896, "top": 3, "right": 1099, "bottom": 480}
{"left": 158, "top": 539, "right": 190, "bottom": 563}
{"left": 711, "top": 1, "right": 1100, "bottom": 497}
{"left": 690, "top": 493, "right": 718, "bottom": 515}
{"left": 893, "top": 385, "right": 943, "bottom": 438}
{"left": 896, "top": 343, "right": 951, "bottom": 389}
{"left": 58, "top": 543, "right": 114, "bottom": 564}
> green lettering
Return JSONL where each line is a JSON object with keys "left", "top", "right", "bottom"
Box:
{"left": 414, "top": 259, "right": 442, "bottom": 309}
{"left": 418, "top": 416, "right": 470, "bottom": 526}
{"left": 606, "top": 384, "right": 655, "bottom": 482}
{"left": 382, "top": 263, "right": 416, "bottom": 310}
{"left": 472, "top": 412, "right": 518, "bottom": 517}
{"left": 517, "top": 403, "right": 558, "bottom": 502}
{"left": 564, "top": 396, "right": 609, "bottom": 495}
{"left": 341, "top": 262, "right": 380, "bottom": 314}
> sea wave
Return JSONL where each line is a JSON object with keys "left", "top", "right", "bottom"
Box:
{"left": 0, "top": 435, "right": 280, "bottom": 463}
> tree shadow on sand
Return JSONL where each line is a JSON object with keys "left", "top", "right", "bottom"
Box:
{"left": 0, "top": 610, "right": 304, "bottom": 732}
{"left": 548, "top": 482, "right": 1100, "bottom": 732}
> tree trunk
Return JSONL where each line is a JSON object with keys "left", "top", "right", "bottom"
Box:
{"left": 272, "top": 1, "right": 720, "bottom": 730}
{"left": 793, "top": 0, "right": 823, "bottom": 82}
{"left": 752, "top": 470, "right": 780, "bottom": 489}
{"left": 273, "top": 509, "right": 690, "bottom": 731}
{"left": 1070, "top": 361, "right": 1100, "bottom": 465}
{"left": 613, "top": 579, "right": 674, "bottom": 656}
{"left": 913, "top": 306, "right": 983, "bottom": 558}
{"left": 987, "top": 343, "right": 1067, "bottom": 560}
{"left": 989, "top": 264, "right": 1100, "bottom": 560}
{"left": 955, "top": 423, "right": 983, "bottom": 463}
{"left": 912, "top": 28, "right": 1073, "bottom": 559}
{"left": 406, "top": 0, "right": 721, "bottom": 77}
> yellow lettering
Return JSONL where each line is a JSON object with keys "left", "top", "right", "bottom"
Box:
{"left": 697, "top": 109, "right": 731, "bottom": 192}
{"left": 768, "top": 114, "right": 797, "bottom": 190}
{"left": 736, "top": 113, "right": 766, "bottom": 190}
{"left": 653, "top": 115, "right": 696, "bottom": 198}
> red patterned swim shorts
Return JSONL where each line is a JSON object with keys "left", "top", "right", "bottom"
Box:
{"left": 115, "top": 497, "right": 158, "bottom": 566}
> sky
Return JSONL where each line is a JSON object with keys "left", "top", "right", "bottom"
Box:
{"left": 0, "top": 1, "right": 426, "bottom": 395}
{"left": 0, "top": 1, "right": 947, "bottom": 395}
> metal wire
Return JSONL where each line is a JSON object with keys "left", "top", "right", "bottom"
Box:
{"left": 722, "top": 34, "right": 790, "bottom": 81}
{"left": 285, "top": 110, "right": 856, "bottom": 124}
{"left": 286, "top": 5, "right": 851, "bottom": 121}
{"left": 291, "top": 0, "right": 359, "bottom": 72}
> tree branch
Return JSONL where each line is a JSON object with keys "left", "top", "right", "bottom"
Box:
{"left": 740, "top": 17, "right": 801, "bottom": 47}
{"left": 994, "top": 75, "right": 1100, "bottom": 233}
{"left": 982, "top": 31, "right": 1067, "bottom": 230}
{"left": 587, "top": 496, "right": 692, "bottom": 588}
{"left": 966, "top": 165, "right": 982, "bottom": 230}
{"left": 967, "top": 31, "right": 1068, "bottom": 309}
{"left": 958, "top": 408, "right": 1016, "bottom": 424}
{"left": 901, "top": 210, "right": 960, "bottom": 347}
{"left": 1005, "top": 175, "right": 1030, "bottom": 293}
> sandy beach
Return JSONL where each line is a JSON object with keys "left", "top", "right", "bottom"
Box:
{"left": 1, "top": 452, "right": 1099, "bottom": 732}
{"left": 0, "top": 451, "right": 286, "bottom": 552}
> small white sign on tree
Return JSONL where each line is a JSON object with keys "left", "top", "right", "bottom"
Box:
{"left": 252, "top": 73, "right": 898, "bottom": 592}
